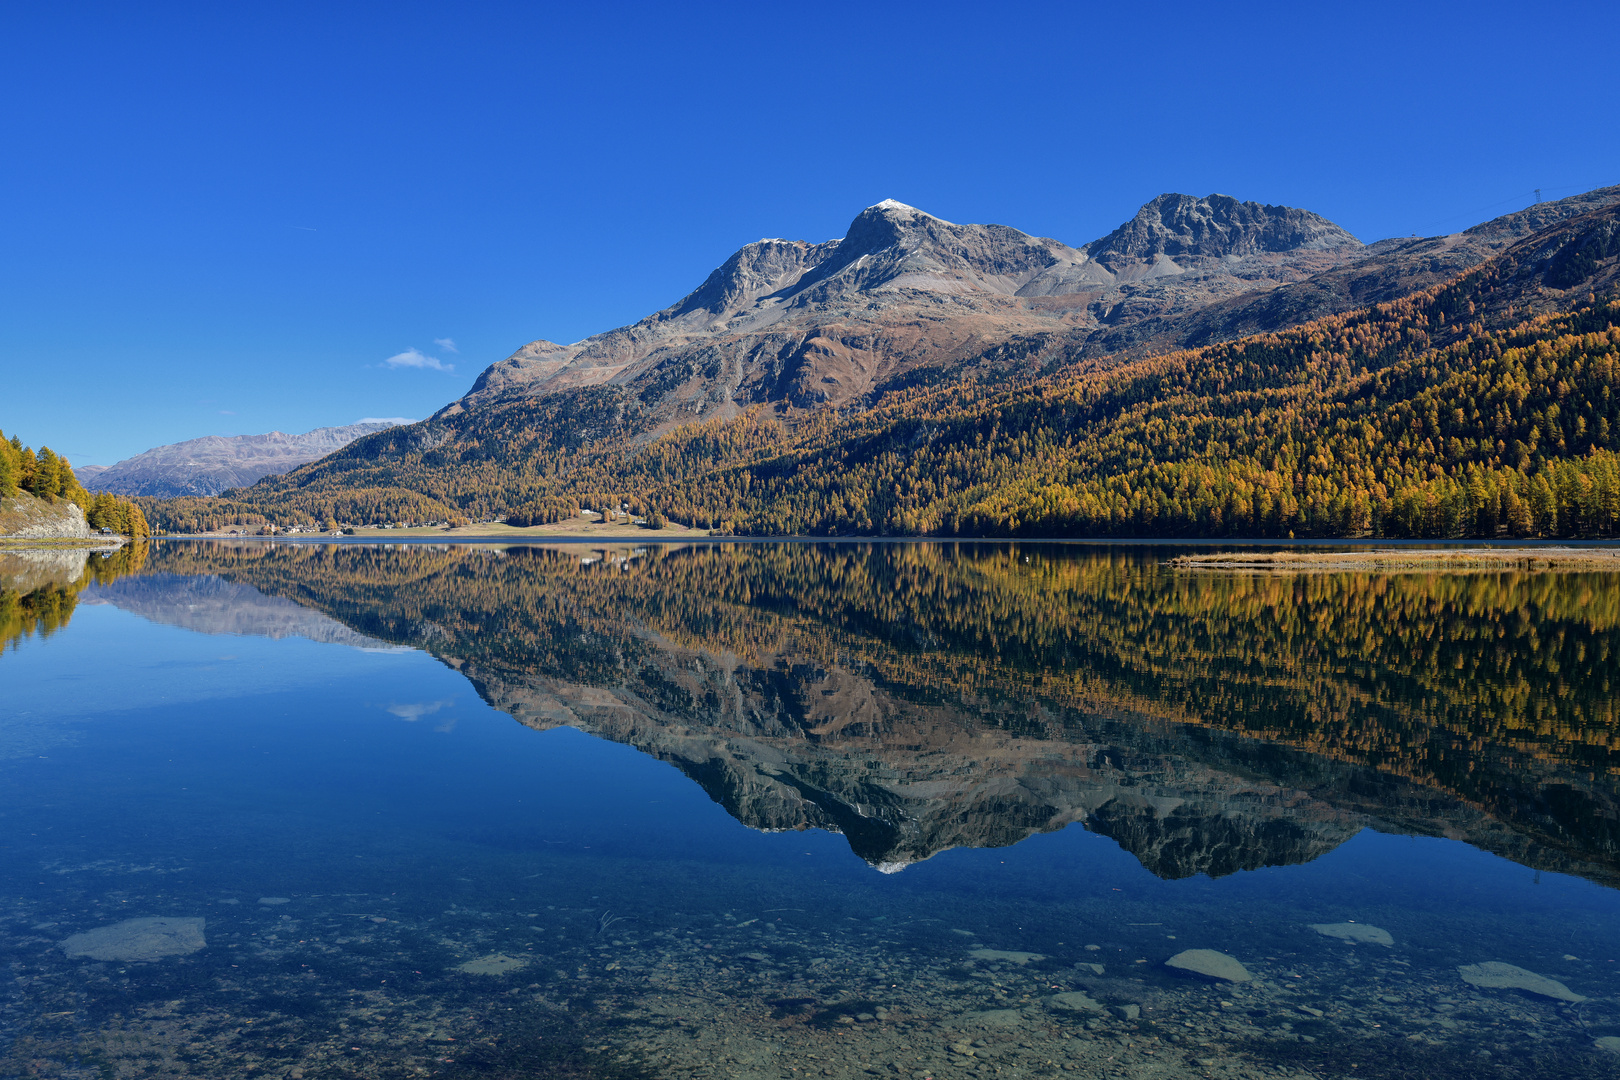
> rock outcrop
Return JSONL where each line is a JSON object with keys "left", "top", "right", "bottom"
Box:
{"left": 1081, "top": 193, "right": 1359, "bottom": 269}
{"left": 0, "top": 493, "right": 91, "bottom": 539}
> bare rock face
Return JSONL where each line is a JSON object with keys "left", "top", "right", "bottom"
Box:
{"left": 441, "top": 187, "right": 1620, "bottom": 433}
{"left": 1082, "top": 193, "right": 1359, "bottom": 269}
{"left": 1156, "top": 185, "right": 1620, "bottom": 355}
{"left": 60, "top": 917, "right": 206, "bottom": 962}
{"left": 80, "top": 421, "right": 406, "bottom": 498}
{"left": 445, "top": 195, "right": 1364, "bottom": 426}
{"left": 0, "top": 493, "right": 91, "bottom": 539}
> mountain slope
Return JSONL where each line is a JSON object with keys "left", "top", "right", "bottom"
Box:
{"left": 142, "top": 189, "right": 1620, "bottom": 537}
{"left": 618, "top": 199, "right": 1620, "bottom": 538}
{"left": 82, "top": 421, "right": 405, "bottom": 497}
{"left": 1129, "top": 184, "right": 1620, "bottom": 356}
{"left": 448, "top": 194, "right": 1364, "bottom": 424}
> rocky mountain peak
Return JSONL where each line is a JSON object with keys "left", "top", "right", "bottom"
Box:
{"left": 1084, "top": 193, "right": 1360, "bottom": 269}
{"left": 450, "top": 192, "right": 1375, "bottom": 416}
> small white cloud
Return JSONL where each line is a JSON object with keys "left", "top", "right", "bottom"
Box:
{"left": 383, "top": 347, "right": 453, "bottom": 372}
{"left": 355, "top": 416, "right": 416, "bottom": 425}
{"left": 218, "top": 409, "right": 237, "bottom": 416}
{"left": 386, "top": 700, "right": 454, "bottom": 722}
{"left": 433, "top": 337, "right": 458, "bottom": 353}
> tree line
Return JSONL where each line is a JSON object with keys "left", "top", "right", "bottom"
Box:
{"left": 1, "top": 429, "right": 150, "bottom": 537}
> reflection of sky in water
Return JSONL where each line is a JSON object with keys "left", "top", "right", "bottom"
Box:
{"left": 3, "top": 605, "right": 421, "bottom": 725}
{"left": 5, "top": 572, "right": 1620, "bottom": 1078}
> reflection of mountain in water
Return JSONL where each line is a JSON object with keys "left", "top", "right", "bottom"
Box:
{"left": 126, "top": 540, "right": 1620, "bottom": 885}
{"left": 86, "top": 573, "right": 400, "bottom": 650}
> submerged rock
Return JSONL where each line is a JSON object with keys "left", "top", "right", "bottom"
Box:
{"left": 1047, "top": 991, "right": 1104, "bottom": 1013}
{"left": 1595, "top": 1036, "right": 1620, "bottom": 1054}
{"left": 455, "top": 953, "right": 530, "bottom": 976}
{"left": 1457, "top": 962, "right": 1585, "bottom": 1002}
{"left": 1165, "top": 949, "right": 1252, "bottom": 983}
{"left": 1310, "top": 922, "right": 1394, "bottom": 946}
{"left": 969, "top": 948, "right": 1045, "bottom": 964}
{"left": 964, "top": 1008, "right": 1024, "bottom": 1027}
{"left": 60, "top": 917, "right": 206, "bottom": 962}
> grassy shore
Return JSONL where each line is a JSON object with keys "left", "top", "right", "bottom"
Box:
{"left": 1171, "top": 546, "right": 1620, "bottom": 571}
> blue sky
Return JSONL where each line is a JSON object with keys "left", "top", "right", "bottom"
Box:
{"left": 4, "top": 1, "right": 1618, "bottom": 466}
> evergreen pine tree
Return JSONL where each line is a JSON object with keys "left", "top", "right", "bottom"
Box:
{"left": 28, "top": 448, "right": 61, "bottom": 500}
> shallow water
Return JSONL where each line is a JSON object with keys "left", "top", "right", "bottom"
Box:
{"left": 3, "top": 540, "right": 1620, "bottom": 1079}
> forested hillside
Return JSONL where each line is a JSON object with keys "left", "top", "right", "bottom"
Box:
{"left": 145, "top": 202, "right": 1620, "bottom": 539}
{"left": 1, "top": 430, "right": 150, "bottom": 537}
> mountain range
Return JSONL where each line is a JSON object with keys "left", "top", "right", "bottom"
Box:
{"left": 449, "top": 187, "right": 1617, "bottom": 424}
{"left": 137, "top": 185, "right": 1620, "bottom": 537}
{"left": 81, "top": 421, "right": 405, "bottom": 497}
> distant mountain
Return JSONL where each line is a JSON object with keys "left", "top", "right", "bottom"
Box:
{"left": 82, "top": 421, "right": 407, "bottom": 497}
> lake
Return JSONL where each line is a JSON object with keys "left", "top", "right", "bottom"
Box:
{"left": 3, "top": 539, "right": 1620, "bottom": 1080}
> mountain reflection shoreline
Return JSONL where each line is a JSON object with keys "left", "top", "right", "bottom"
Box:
{"left": 15, "top": 537, "right": 1620, "bottom": 889}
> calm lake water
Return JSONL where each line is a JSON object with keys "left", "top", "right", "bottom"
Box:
{"left": 3, "top": 539, "right": 1620, "bottom": 1080}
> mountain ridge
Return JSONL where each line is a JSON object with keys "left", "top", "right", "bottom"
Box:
{"left": 84, "top": 421, "right": 407, "bottom": 498}
{"left": 448, "top": 192, "right": 1364, "bottom": 420}
{"left": 139, "top": 186, "right": 1620, "bottom": 537}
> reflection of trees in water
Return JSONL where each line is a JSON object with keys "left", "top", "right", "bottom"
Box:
{"left": 146, "top": 540, "right": 1620, "bottom": 766}
{"left": 0, "top": 543, "right": 148, "bottom": 654}
{"left": 138, "top": 540, "right": 1620, "bottom": 880}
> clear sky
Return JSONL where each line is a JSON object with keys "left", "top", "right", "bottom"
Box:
{"left": 4, "top": 1, "right": 1618, "bottom": 466}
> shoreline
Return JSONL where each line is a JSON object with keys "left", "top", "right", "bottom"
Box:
{"left": 1170, "top": 547, "right": 1620, "bottom": 571}
{"left": 0, "top": 537, "right": 130, "bottom": 550}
